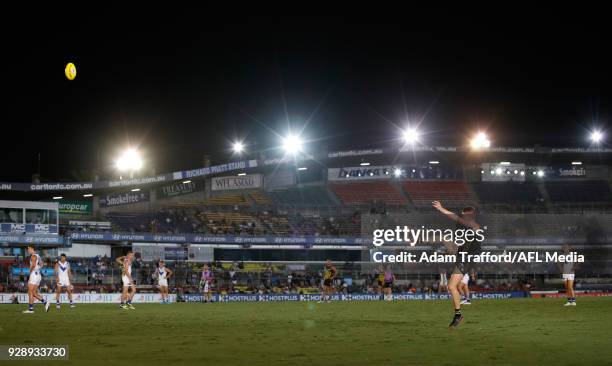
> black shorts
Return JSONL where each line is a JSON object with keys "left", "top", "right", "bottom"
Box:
{"left": 324, "top": 279, "right": 333, "bottom": 287}
{"left": 377, "top": 280, "right": 384, "bottom": 287}
{"left": 383, "top": 281, "right": 393, "bottom": 289}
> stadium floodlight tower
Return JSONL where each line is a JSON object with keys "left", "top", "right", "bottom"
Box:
{"left": 232, "top": 141, "right": 245, "bottom": 155}
{"left": 470, "top": 132, "right": 491, "bottom": 150}
{"left": 282, "top": 134, "right": 303, "bottom": 156}
{"left": 590, "top": 130, "right": 603, "bottom": 144}
{"left": 402, "top": 127, "right": 419, "bottom": 145}
{"left": 115, "top": 148, "right": 143, "bottom": 178}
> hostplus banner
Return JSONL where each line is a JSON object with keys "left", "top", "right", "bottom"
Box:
{"left": 181, "top": 292, "right": 526, "bottom": 303}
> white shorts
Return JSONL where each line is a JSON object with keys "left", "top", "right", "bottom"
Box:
{"left": 158, "top": 279, "right": 168, "bottom": 287}
{"left": 122, "top": 275, "right": 133, "bottom": 287}
{"left": 202, "top": 282, "right": 210, "bottom": 293}
{"left": 28, "top": 272, "right": 42, "bottom": 286}
{"left": 462, "top": 273, "right": 470, "bottom": 285}
{"left": 563, "top": 274, "right": 575, "bottom": 281}
{"left": 57, "top": 277, "right": 71, "bottom": 287}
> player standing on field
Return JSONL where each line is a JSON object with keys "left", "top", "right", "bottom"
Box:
{"left": 560, "top": 244, "right": 577, "bottom": 306}
{"left": 22, "top": 245, "right": 50, "bottom": 314}
{"left": 319, "top": 260, "right": 337, "bottom": 303}
{"left": 54, "top": 253, "right": 75, "bottom": 309}
{"left": 433, "top": 201, "right": 481, "bottom": 327}
{"left": 200, "top": 264, "right": 214, "bottom": 303}
{"left": 157, "top": 260, "right": 173, "bottom": 304}
{"left": 382, "top": 266, "right": 395, "bottom": 301}
{"left": 117, "top": 252, "right": 136, "bottom": 310}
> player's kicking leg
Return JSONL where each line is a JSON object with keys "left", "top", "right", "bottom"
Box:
{"left": 448, "top": 272, "right": 464, "bottom": 327}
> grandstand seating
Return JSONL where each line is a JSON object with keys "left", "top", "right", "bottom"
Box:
{"left": 545, "top": 181, "right": 612, "bottom": 203}
{"left": 106, "top": 210, "right": 201, "bottom": 233}
{"left": 249, "top": 190, "right": 272, "bottom": 205}
{"left": 202, "top": 193, "right": 249, "bottom": 206}
{"left": 287, "top": 212, "right": 361, "bottom": 236}
{"left": 329, "top": 182, "right": 407, "bottom": 205}
{"left": 402, "top": 180, "right": 476, "bottom": 209}
{"left": 472, "top": 182, "right": 542, "bottom": 204}
{"left": 196, "top": 211, "right": 291, "bottom": 235}
{"left": 269, "top": 186, "right": 335, "bottom": 206}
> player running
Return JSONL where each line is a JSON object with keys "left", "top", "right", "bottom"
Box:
{"left": 200, "top": 264, "right": 214, "bottom": 303}
{"left": 433, "top": 201, "right": 481, "bottom": 327}
{"left": 117, "top": 252, "right": 136, "bottom": 310}
{"left": 157, "top": 260, "right": 173, "bottom": 304}
{"left": 319, "top": 260, "right": 337, "bottom": 303}
{"left": 54, "top": 253, "right": 75, "bottom": 309}
{"left": 23, "top": 245, "right": 50, "bottom": 314}
{"left": 382, "top": 266, "right": 395, "bottom": 301}
{"left": 561, "top": 244, "right": 577, "bottom": 306}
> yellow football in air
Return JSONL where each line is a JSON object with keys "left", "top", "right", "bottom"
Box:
{"left": 65, "top": 62, "right": 77, "bottom": 80}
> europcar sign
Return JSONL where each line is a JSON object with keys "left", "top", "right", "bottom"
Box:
{"left": 58, "top": 200, "right": 92, "bottom": 215}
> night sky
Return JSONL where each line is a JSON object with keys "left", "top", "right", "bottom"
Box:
{"left": 3, "top": 13, "right": 610, "bottom": 182}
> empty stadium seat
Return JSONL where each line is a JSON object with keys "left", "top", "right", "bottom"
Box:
{"left": 202, "top": 193, "right": 249, "bottom": 206}
{"left": 269, "top": 186, "right": 335, "bottom": 206}
{"left": 472, "top": 182, "right": 542, "bottom": 204}
{"left": 545, "top": 181, "right": 612, "bottom": 203}
{"left": 249, "top": 191, "right": 272, "bottom": 205}
{"left": 329, "top": 182, "right": 406, "bottom": 205}
{"left": 402, "top": 181, "right": 477, "bottom": 209}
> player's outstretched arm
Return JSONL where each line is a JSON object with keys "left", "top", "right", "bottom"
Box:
{"left": 432, "top": 201, "right": 479, "bottom": 230}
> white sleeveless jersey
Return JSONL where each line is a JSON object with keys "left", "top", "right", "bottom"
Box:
{"left": 158, "top": 267, "right": 167, "bottom": 280}
{"left": 31, "top": 253, "right": 42, "bottom": 272}
{"left": 58, "top": 261, "right": 70, "bottom": 279}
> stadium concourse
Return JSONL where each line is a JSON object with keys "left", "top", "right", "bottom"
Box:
{"left": 1, "top": 145, "right": 612, "bottom": 302}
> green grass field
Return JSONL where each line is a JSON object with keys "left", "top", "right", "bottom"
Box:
{"left": 1, "top": 297, "right": 611, "bottom": 365}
